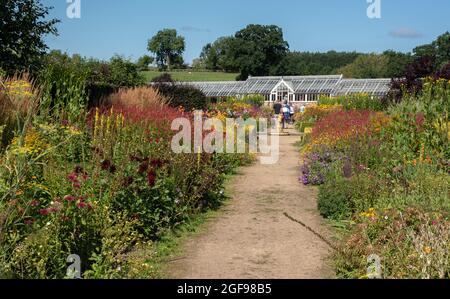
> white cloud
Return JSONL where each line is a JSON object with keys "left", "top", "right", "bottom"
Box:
{"left": 180, "top": 26, "right": 211, "bottom": 33}
{"left": 389, "top": 27, "right": 422, "bottom": 38}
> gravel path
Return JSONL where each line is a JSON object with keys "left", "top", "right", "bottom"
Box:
{"left": 167, "top": 129, "right": 334, "bottom": 279}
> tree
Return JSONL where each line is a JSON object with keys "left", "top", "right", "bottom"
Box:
{"left": 200, "top": 37, "right": 237, "bottom": 71}
{"left": 108, "top": 55, "right": 144, "bottom": 87}
{"left": 273, "top": 51, "right": 361, "bottom": 76}
{"left": 191, "top": 58, "right": 206, "bottom": 70}
{"left": 337, "top": 54, "right": 389, "bottom": 78}
{"left": 232, "top": 25, "right": 289, "bottom": 80}
{"left": 136, "top": 55, "right": 154, "bottom": 71}
{"left": 147, "top": 29, "right": 185, "bottom": 71}
{"left": 0, "top": 0, "right": 59, "bottom": 75}
{"left": 413, "top": 32, "right": 450, "bottom": 70}
{"left": 382, "top": 50, "right": 413, "bottom": 78}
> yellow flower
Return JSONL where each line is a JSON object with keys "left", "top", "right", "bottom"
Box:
{"left": 11, "top": 128, "right": 48, "bottom": 156}
{"left": 304, "top": 127, "right": 313, "bottom": 134}
{"left": 423, "top": 246, "right": 432, "bottom": 254}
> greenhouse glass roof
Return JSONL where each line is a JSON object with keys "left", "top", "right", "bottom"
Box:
{"left": 335, "top": 78, "right": 392, "bottom": 96}
{"left": 170, "top": 75, "right": 392, "bottom": 98}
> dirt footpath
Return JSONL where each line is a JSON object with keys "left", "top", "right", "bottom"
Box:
{"left": 167, "top": 129, "right": 334, "bottom": 279}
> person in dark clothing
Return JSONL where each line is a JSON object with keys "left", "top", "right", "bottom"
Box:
{"left": 273, "top": 100, "right": 282, "bottom": 115}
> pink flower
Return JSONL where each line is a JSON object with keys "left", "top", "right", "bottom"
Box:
{"left": 30, "top": 200, "right": 40, "bottom": 207}
{"left": 25, "top": 218, "right": 34, "bottom": 225}
{"left": 67, "top": 172, "right": 78, "bottom": 183}
{"left": 64, "top": 195, "right": 76, "bottom": 202}
{"left": 39, "top": 208, "right": 50, "bottom": 216}
{"left": 77, "top": 202, "right": 87, "bottom": 209}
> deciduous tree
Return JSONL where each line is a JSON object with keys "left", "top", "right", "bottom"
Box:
{"left": 0, "top": 0, "right": 59, "bottom": 74}
{"left": 148, "top": 29, "right": 185, "bottom": 71}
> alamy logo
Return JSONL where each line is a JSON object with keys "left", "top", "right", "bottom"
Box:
{"left": 367, "top": 0, "right": 381, "bottom": 19}
{"left": 367, "top": 254, "right": 382, "bottom": 279}
{"left": 171, "top": 112, "right": 280, "bottom": 165}
{"left": 67, "top": 254, "right": 81, "bottom": 279}
{"left": 67, "top": 0, "right": 81, "bottom": 19}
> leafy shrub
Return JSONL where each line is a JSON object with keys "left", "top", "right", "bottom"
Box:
{"left": 335, "top": 207, "right": 449, "bottom": 279}
{"left": 240, "top": 94, "right": 265, "bottom": 107}
{"left": 39, "top": 60, "right": 89, "bottom": 122}
{"left": 301, "top": 79, "right": 449, "bottom": 278}
{"left": 151, "top": 74, "right": 208, "bottom": 111}
{"left": 0, "top": 68, "right": 256, "bottom": 279}
{"left": 319, "top": 93, "right": 384, "bottom": 111}
{"left": 317, "top": 177, "right": 352, "bottom": 220}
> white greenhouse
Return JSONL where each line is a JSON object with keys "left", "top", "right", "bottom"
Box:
{"left": 176, "top": 75, "right": 391, "bottom": 107}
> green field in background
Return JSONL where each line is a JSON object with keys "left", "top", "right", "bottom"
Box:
{"left": 141, "top": 70, "right": 238, "bottom": 82}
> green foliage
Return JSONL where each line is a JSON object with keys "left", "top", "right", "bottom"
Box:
{"left": 385, "top": 79, "right": 450, "bottom": 164}
{"left": 108, "top": 55, "right": 144, "bottom": 87}
{"left": 136, "top": 55, "right": 154, "bottom": 71}
{"left": 382, "top": 50, "right": 413, "bottom": 78}
{"left": 0, "top": 75, "right": 253, "bottom": 278}
{"left": 317, "top": 177, "right": 352, "bottom": 220}
{"left": 0, "top": 0, "right": 59, "bottom": 75}
{"left": 152, "top": 74, "right": 208, "bottom": 110}
{"left": 335, "top": 207, "right": 449, "bottom": 279}
{"left": 337, "top": 54, "right": 389, "bottom": 79}
{"left": 301, "top": 80, "right": 449, "bottom": 278}
{"left": 199, "top": 24, "right": 289, "bottom": 79}
{"left": 240, "top": 94, "right": 265, "bottom": 107}
{"left": 148, "top": 29, "right": 186, "bottom": 71}
{"left": 40, "top": 51, "right": 145, "bottom": 109}
{"left": 39, "top": 59, "right": 89, "bottom": 122}
{"left": 141, "top": 69, "right": 238, "bottom": 82}
{"left": 200, "top": 37, "right": 238, "bottom": 72}
{"left": 233, "top": 24, "right": 289, "bottom": 80}
{"left": 413, "top": 31, "right": 450, "bottom": 70}
{"left": 273, "top": 51, "right": 361, "bottom": 76}
{"left": 318, "top": 94, "right": 384, "bottom": 111}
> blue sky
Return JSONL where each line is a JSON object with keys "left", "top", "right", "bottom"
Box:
{"left": 42, "top": 0, "right": 450, "bottom": 64}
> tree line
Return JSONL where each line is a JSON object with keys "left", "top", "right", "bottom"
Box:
{"left": 1, "top": 0, "right": 449, "bottom": 83}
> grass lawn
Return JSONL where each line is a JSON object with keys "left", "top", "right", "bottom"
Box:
{"left": 141, "top": 70, "right": 238, "bottom": 82}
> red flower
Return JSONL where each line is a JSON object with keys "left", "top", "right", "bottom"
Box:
{"left": 100, "top": 159, "right": 111, "bottom": 171}
{"left": 67, "top": 172, "right": 78, "bottom": 183}
{"left": 39, "top": 208, "right": 50, "bottom": 216}
{"left": 24, "top": 219, "right": 35, "bottom": 225}
{"left": 77, "top": 202, "right": 87, "bottom": 209}
{"left": 30, "top": 200, "right": 40, "bottom": 207}
{"left": 138, "top": 161, "right": 149, "bottom": 174}
{"left": 147, "top": 170, "right": 156, "bottom": 187}
{"left": 150, "top": 159, "right": 164, "bottom": 168}
{"left": 415, "top": 112, "right": 425, "bottom": 131}
{"left": 64, "top": 195, "right": 76, "bottom": 202}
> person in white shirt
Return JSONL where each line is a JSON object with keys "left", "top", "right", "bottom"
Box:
{"left": 289, "top": 103, "right": 295, "bottom": 124}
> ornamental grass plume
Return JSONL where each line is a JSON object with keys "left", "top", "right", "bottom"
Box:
{"left": 0, "top": 74, "right": 39, "bottom": 127}
{"left": 105, "top": 86, "right": 168, "bottom": 109}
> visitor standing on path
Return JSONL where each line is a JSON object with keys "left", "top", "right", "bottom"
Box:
{"left": 289, "top": 103, "right": 295, "bottom": 125}
{"left": 273, "top": 100, "right": 283, "bottom": 130}
{"left": 282, "top": 101, "right": 290, "bottom": 129}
